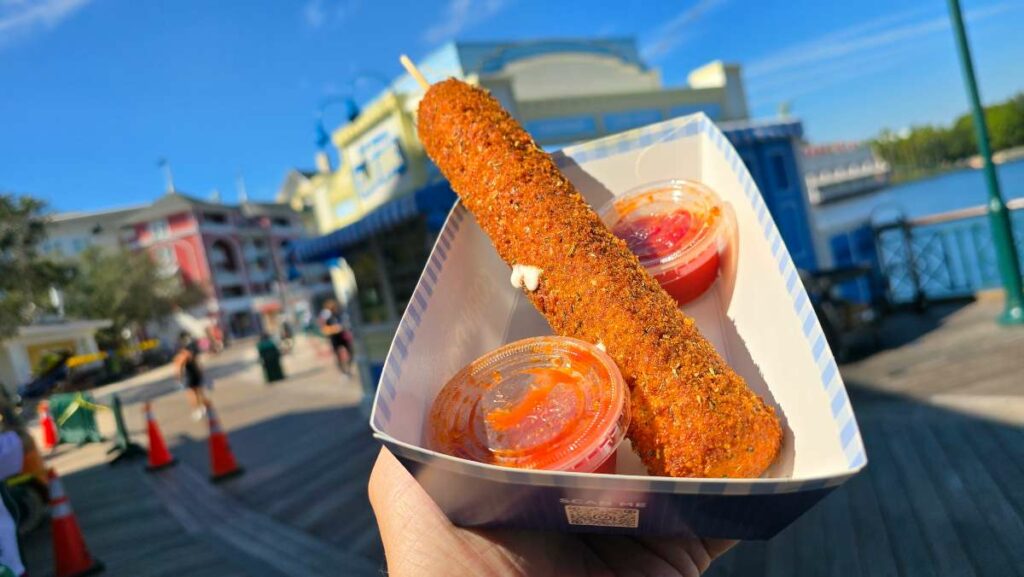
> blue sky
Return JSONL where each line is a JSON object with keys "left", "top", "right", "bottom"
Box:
{"left": 2, "top": 0, "right": 1022, "bottom": 212}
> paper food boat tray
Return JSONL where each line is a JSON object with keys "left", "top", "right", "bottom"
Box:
{"left": 369, "top": 113, "right": 866, "bottom": 539}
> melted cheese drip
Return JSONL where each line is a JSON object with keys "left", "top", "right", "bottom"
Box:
{"left": 510, "top": 264, "right": 543, "bottom": 292}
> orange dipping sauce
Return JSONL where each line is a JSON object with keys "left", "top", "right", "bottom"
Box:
{"left": 601, "top": 180, "right": 731, "bottom": 306}
{"left": 427, "top": 337, "right": 629, "bottom": 473}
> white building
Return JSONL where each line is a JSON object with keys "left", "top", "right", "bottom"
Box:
{"left": 802, "top": 143, "right": 891, "bottom": 205}
{"left": 41, "top": 205, "right": 143, "bottom": 259}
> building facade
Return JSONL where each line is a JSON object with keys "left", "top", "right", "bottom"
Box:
{"left": 288, "top": 37, "right": 817, "bottom": 393}
{"left": 41, "top": 205, "right": 144, "bottom": 259}
{"left": 287, "top": 38, "right": 751, "bottom": 250}
{"left": 396, "top": 40, "right": 749, "bottom": 148}
{"left": 120, "top": 193, "right": 334, "bottom": 338}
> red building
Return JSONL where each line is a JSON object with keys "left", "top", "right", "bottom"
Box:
{"left": 121, "top": 193, "right": 334, "bottom": 337}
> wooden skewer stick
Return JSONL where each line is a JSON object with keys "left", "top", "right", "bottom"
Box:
{"left": 400, "top": 54, "right": 430, "bottom": 90}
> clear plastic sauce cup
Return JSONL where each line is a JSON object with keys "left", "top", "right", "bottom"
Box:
{"left": 600, "top": 179, "right": 732, "bottom": 306}
{"left": 427, "top": 336, "right": 629, "bottom": 473}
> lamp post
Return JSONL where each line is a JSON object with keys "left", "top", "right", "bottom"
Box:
{"left": 947, "top": 0, "right": 1024, "bottom": 325}
{"left": 314, "top": 71, "right": 395, "bottom": 158}
{"left": 315, "top": 95, "right": 360, "bottom": 168}
{"left": 157, "top": 158, "right": 176, "bottom": 194}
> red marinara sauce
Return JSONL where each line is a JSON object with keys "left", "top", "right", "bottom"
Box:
{"left": 601, "top": 180, "right": 732, "bottom": 306}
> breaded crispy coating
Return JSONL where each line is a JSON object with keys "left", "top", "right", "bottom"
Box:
{"left": 418, "top": 79, "right": 782, "bottom": 478}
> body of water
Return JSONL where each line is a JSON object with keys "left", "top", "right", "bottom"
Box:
{"left": 814, "top": 159, "right": 1024, "bottom": 231}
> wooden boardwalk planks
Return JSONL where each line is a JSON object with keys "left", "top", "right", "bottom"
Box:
{"left": 22, "top": 456, "right": 250, "bottom": 577}
{"left": 842, "top": 467, "right": 899, "bottom": 577}
{"left": 147, "top": 462, "right": 382, "bottom": 577}
{"left": 23, "top": 304, "right": 1024, "bottom": 577}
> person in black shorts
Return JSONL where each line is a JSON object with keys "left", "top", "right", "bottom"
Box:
{"left": 318, "top": 300, "right": 352, "bottom": 374}
{"left": 174, "top": 332, "right": 208, "bottom": 420}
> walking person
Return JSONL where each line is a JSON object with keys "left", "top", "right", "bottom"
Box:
{"left": 318, "top": 300, "right": 353, "bottom": 374}
{"left": 279, "top": 320, "right": 295, "bottom": 353}
{"left": 174, "top": 332, "right": 209, "bottom": 420}
{"left": 0, "top": 431, "right": 27, "bottom": 576}
{"left": 205, "top": 324, "right": 224, "bottom": 354}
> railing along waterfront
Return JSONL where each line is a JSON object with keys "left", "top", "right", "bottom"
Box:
{"left": 873, "top": 198, "right": 1024, "bottom": 305}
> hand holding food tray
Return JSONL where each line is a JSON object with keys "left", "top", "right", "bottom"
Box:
{"left": 370, "top": 64, "right": 866, "bottom": 539}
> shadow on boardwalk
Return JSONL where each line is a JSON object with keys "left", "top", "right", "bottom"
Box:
{"left": 708, "top": 384, "right": 1024, "bottom": 577}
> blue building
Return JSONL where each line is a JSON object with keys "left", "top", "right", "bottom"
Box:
{"left": 723, "top": 119, "right": 819, "bottom": 272}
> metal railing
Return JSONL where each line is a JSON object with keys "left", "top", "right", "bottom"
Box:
{"left": 873, "top": 198, "right": 1024, "bottom": 305}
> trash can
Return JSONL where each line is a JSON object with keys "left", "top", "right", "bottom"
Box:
{"left": 48, "top": 393, "right": 104, "bottom": 445}
{"left": 257, "top": 336, "right": 284, "bottom": 384}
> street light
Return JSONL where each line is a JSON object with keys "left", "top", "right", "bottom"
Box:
{"left": 947, "top": 0, "right": 1024, "bottom": 325}
{"left": 315, "top": 95, "right": 360, "bottom": 151}
{"left": 314, "top": 71, "right": 396, "bottom": 153}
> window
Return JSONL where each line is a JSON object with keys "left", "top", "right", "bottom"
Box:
{"left": 272, "top": 217, "right": 291, "bottom": 228}
{"left": 334, "top": 198, "right": 359, "bottom": 221}
{"left": 210, "top": 239, "right": 238, "bottom": 272}
{"left": 769, "top": 153, "right": 791, "bottom": 190}
{"left": 204, "top": 212, "right": 228, "bottom": 224}
{"left": 70, "top": 238, "right": 89, "bottom": 254}
{"left": 153, "top": 246, "right": 177, "bottom": 274}
{"left": 348, "top": 217, "right": 433, "bottom": 324}
{"left": 378, "top": 217, "right": 431, "bottom": 314}
{"left": 349, "top": 242, "right": 388, "bottom": 324}
{"left": 150, "top": 219, "right": 170, "bottom": 240}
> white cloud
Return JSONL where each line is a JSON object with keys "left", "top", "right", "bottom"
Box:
{"left": 746, "top": 2, "right": 1015, "bottom": 80}
{"left": 748, "top": 44, "right": 920, "bottom": 111}
{"left": 422, "top": 0, "right": 509, "bottom": 45}
{"left": 640, "top": 0, "right": 727, "bottom": 62}
{"left": 303, "top": 0, "right": 357, "bottom": 29}
{"left": 0, "top": 0, "right": 90, "bottom": 35}
{"left": 303, "top": 0, "right": 326, "bottom": 28}
{"left": 742, "top": 1, "right": 1018, "bottom": 116}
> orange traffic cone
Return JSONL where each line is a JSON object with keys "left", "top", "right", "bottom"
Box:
{"left": 48, "top": 469, "right": 104, "bottom": 577}
{"left": 143, "top": 402, "right": 176, "bottom": 472}
{"left": 39, "top": 401, "right": 59, "bottom": 450}
{"left": 205, "top": 402, "right": 243, "bottom": 482}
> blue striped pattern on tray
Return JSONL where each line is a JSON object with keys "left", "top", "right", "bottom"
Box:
{"left": 371, "top": 113, "right": 865, "bottom": 494}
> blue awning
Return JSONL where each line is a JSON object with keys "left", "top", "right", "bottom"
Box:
{"left": 719, "top": 119, "right": 803, "bottom": 145}
{"left": 290, "top": 181, "right": 457, "bottom": 264}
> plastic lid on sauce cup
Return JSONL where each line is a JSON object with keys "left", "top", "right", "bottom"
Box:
{"left": 599, "top": 179, "right": 731, "bottom": 304}
{"left": 427, "top": 336, "right": 629, "bottom": 473}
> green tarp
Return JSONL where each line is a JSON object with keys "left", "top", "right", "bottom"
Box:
{"left": 49, "top": 392, "right": 104, "bottom": 445}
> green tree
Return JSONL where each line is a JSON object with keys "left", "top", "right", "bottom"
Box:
{"left": 0, "top": 194, "right": 73, "bottom": 337}
{"left": 948, "top": 114, "right": 977, "bottom": 160}
{"left": 985, "top": 99, "right": 1024, "bottom": 151}
{"left": 871, "top": 92, "right": 1024, "bottom": 175}
{"left": 62, "top": 247, "right": 208, "bottom": 347}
